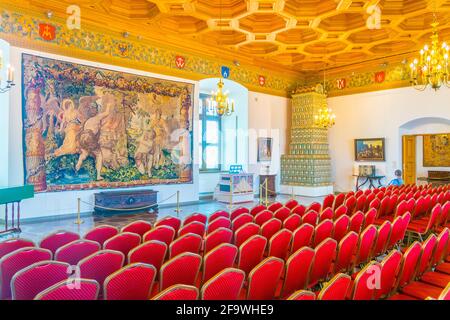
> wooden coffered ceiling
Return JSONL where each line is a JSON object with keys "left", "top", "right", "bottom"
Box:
{"left": 3, "top": 0, "right": 450, "bottom": 77}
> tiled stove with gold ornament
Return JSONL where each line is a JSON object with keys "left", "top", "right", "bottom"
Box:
{"left": 280, "top": 84, "right": 333, "bottom": 197}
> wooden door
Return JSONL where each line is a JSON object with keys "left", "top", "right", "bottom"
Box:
{"left": 402, "top": 135, "right": 416, "bottom": 185}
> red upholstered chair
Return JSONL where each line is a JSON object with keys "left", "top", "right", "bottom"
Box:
{"left": 0, "top": 238, "right": 35, "bottom": 259}
{"left": 154, "top": 216, "right": 182, "bottom": 234}
{"left": 377, "top": 197, "right": 390, "bottom": 219}
{"left": 355, "top": 190, "right": 364, "bottom": 198}
{"left": 274, "top": 207, "right": 291, "bottom": 222}
{"left": 283, "top": 214, "right": 302, "bottom": 232}
{"left": 303, "top": 211, "right": 319, "bottom": 226}
{"left": 407, "top": 203, "right": 441, "bottom": 241}
{"left": 355, "top": 195, "right": 367, "bottom": 213}
{"left": 319, "top": 207, "right": 334, "bottom": 222}
{"left": 374, "top": 250, "right": 403, "bottom": 299}
{"left": 103, "top": 232, "right": 141, "bottom": 258}
{"left": 386, "top": 194, "right": 399, "bottom": 217}
{"left": 318, "top": 273, "right": 351, "bottom": 300}
{"left": 104, "top": 263, "right": 156, "bottom": 300}
{"left": 313, "top": 219, "right": 333, "bottom": 247}
{"left": 234, "top": 222, "right": 260, "bottom": 248}
{"left": 201, "top": 268, "right": 245, "bottom": 300}
{"left": 386, "top": 215, "right": 405, "bottom": 250}
{"left": 250, "top": 205, "right": 266, "bottom": 217}
{"left": 281, "top": 247, "right": 314, "bottom": 298}
{"left": 355, "top": 225, "right": 377, "bottom": 266}
{"left": 159, "top": 252, "right": 202, "bottom": 291}
{"left": 333, "top": 215, "right": 350, "bottom": 243}
{"left": 152, "top": 284, "right": 198, "bottom": 300}
{"left": 267, "top": 202, "right": 283, "bottom": 213}
{"left": 344, "top": 196, "right": 357, "bottom": 215}
{"left": 55, "top": 239, "right": 101, "bottom": 265}
{"left": 230, "top": 207, "right": 250, "bottom": 221}
{"left": 11, "top": 261, "right": 69, "bottom": 300}
{"left": 307, "top": 202, "right": 322, "bottom": 214}
{"left": 183, "top": 213, "right": 207, "bottom": 226}
{"left": 334, "top": 231, "right": 358, "bottom": 274}
{"left": 350, "top": 261, "right": 380, "bottom": 300}
{"left": 334, "top": 205, "right": 348, "bottom": 219}
{"left": 434, "top": 228, "right": 450, "bottom": 274}
{"left": 231, "top": 213, "right": 253, "bottom": 232}
{"left": 268, "top": 229, "right": 292, "bottom": 260}
{"left": 393, "top": 200, "right": 409, "bottom": 220}
{"left": 373, "top": 221, "right": 392, "bottom": 257}
{"left": 363, "top": 208, "right": 377, "bottom": 229}
{"left": 437, "top": 201, "right": 450, "bottom": 229}
{"left": 405, "top": 198, "right": 416, "bottom": 215}
{"left": 287, "top": 290, "right": 316, "bottom": 300}
{"left": 202, "top": 244, "right": 238, "bottom": 283}
{"left": 309, "top": 238, "right": 337, "bottom": 287}
{"left": 84, "top": 225, "right": 119, "bottom": 246}
{"left": 78, "top": 250, "right": 125, "bottom": 291}
{"left": 120, "top": 220, "right": 152, "bottom": 238}
{"left": 395, "top": 242, "right": 422, "bottom": 292}
{"left": 237, "top": 235, "right": 267, "bottom": 274}
{"left": 322, "top": 194, "right": 335, "bottom": 211}
{"left": 285, "top": 199, "right": 299, "bottom": 210}
{"left": 143, "top": 226, "right": 176, "bottom": 246}
{"left": 246, "top": 257, "right": 284, "bottom": 300}
{"left": 333, "top": 193, "right": 346, "bottom": 211}
{"left": 204, "top": 227, "right": 233, "bottom": 254}
{"left": 254, "top": 210, "right": 273, "bottom": 226}
{"left": 169, "top": 233, "right": 203, "bottom": 259}
{"left": 365, "top": 193, "right": 376, "bottom": 211}
{"left": 207, "top": 217, "right": 231, "bottom": 234}
{"left": 39, "top": 230, "right": 80, "bottom": 255}
{"left": 178, "top": 221, "right": 206, "bottom": 238}
{"left": 34, "top": 278, "right": 99, "bottom": 300}
{"left": 291, "top": 223, "right": 314, "bottom": 253}
{"left": 0, "top": 247, "right": 52, "bottom": 300}
{"left": 349, "top": 211, "right": 365, "bottom": 234}
{"left": 128, "top": 240, "right": 167, "bottom": 272}
{"left": 261, "top": 218, "right": 282, "bottom": 241}
{"left": 414, "top": 235, "right": 441, "bottom": 287}
{"left": 412, "top": 196, "right": 427, "bottom": 219}
{"left": 208, "top": 210, "right": 230, "bottom": 223}
{"left": 291, "top": 205, "right": 306, "bottom": 217}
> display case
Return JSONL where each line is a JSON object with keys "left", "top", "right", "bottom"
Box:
{"left": 214, "top": 173, "right": 254, "bottom": 204}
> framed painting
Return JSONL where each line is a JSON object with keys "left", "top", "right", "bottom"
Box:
{"left": 22, "top": 53, "right": 194, "bottom": 192}
{"left": 257, "top": 138, "right": 273, "bottom": 162}
{"left": 423, "top": 134, "right": 450, "bottom": 167}
{"left": 354, "top": 138, "right": 385, "bottom": 162}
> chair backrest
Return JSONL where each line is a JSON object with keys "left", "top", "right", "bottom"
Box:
{"left": 39, "top": 230, "right": 80, "bottom": 254}
{"left": 387, "top": 215, "right": 404, "bottom": 249}
{"left": 333, "top": 193, "right": 346, "bottom": 211}
{"left": 386, "top": 194, "right": 398, "bottom": 216}
{"left": 281, "top": 247, "right": 314, "bottom": 298}
{"left": 417, "top": 234, "right": 437, "bottom": 277}
{"left": 334, "top": 205, "right": 348, "bottom": 219}
{"left": 84, "top": 225, "right": 119, "bottom": 246}
{"left": 11, "top": 260, "right": 70, "bottom": 300}
{"left": 318, "top": 273, "right": 351, "bottom": 300}
{"left": 0, "top": 238, "right": 35, "bottom": 259}
{"left": 355, "top": 225, "right": 377, "bottom": 265}
{"left": 104, "top": 263, "right": 156, "bottom": 300}
{"left": 438, "top": 201, "right": 450, "bottom": 226}
{"left": 103, "top": 232, "right": 141, "bottom": 258}
{"left": 405, "top": 198, "right": 416, "bottom": 215}
{"left": 307, "top": 202, "right": 322, "bottom": 213}
{"left": 319, "top": 207, "right": 334, "bottom": 222}
{"left": 250, "top": 205, "right": 266, "bottom": 217}
{"left": 373, "top": 221, "right": 392, "bottom": 256}
{"left": 291, "top": 223, "right": 314, "bottom": 253}
{"left": 274, "top": 207, "right": 290, "bottom": 222}
{"left": 152, "top": 284, "right": 199, "bottom": 300}
{"left": 237, "top": 235, "right": 267, "bottom": 274}
{"left": 267, "top": 202, "right": 283, "bottom": 213}
{"left": 283, "top": 214, "right": 302, "bottom": 232}
{"left": 183, "top": 213, "right": 207, "bottom": 226}
{"left": 34, "top": 278, "right": 100, "bottom": 300}
{"left": 333, "top": 215, "right": 350, "bottom": 243}
{"left": 208, "top": 210, "right": 230, "bottom": 223}
{"left": 77, "top": 250, "right": 125, "bottom": 288}
{"left": 396, "top": 241, "right": 422, "bottom": 290}
{"left": 365, "top": 193, "right": 376, "bottom": 211}
{"left": 159, "top": 252, "right": 202, "bottom": 291}
{"left": 154, "top": 216, "right": 182, "bottom": 233}
{"left": 413, "top": 196, "right": 427, "bottom": 218}
{"left": 303, "top": 211, "right": 319, "bottom": 226}
{"left": 313, "top": 219, "right": 334, "bottom": 247}
{"left": 268, "top": 229, "right": 293, "bottom": 259}
{"left": 254, "top": 210, "right": 273, "bottom": 226}
{"left": 287, "top": 290, "right": 316, "bottom": 300}
{"left": 351, "top": 261, "right": 380, "bottom": 300}
{"left": 399, "top": 212, "right": 411, "bottom": 243}
{"left": 363, "top": 208, "right": 377, "bottom": 228}
{"left": 291, "top": 204, "right": 306, "bottom": 216}
{"left": 345, "top": 196, "right": 357, "bottom": 214}
{"left": 355, "top": 195, "right": 367, "bottom": 212}
{"left": 247, "top": 257, "right": 284, "bottom": 300}
{"left": 201, "top": 268, "right": 245, "bottom": 300}
{"left": 322, "top": 194, "right": 335, "bottom": 210}
{"left": 178, "top": 221, "right": 206, "bottom": 238}
{"left": 285, "top": 199, "right": 299, "bottom": 210}
{"left": 55, "top": 239, "right": 101, "bottom": 266}
{"left": 128, "top": 240, "right": 167, "bottom": 271}
{"left": 143, "top": 225, "right": 176, "bottom": 246}
{"left": 423, "top": 203, "right": 442, "bottom": 232}
{"left": 234, "top": 222, "right": 260, "bottom": 248}
{"left": 432, "top": 228, "right": 449, "bottom": 266}
{"left": 375, "top": 249, "right": 402, "bottom": 299}
{"left": 310, "top": 238, "right": 337, "bottom": 286}
{"left": 394, "top": 200, "right": 408, "bottom": 219}
{"left": 231, "top": 213, "right": 253, "bottom": 232}
{"left": 204, "top": 227, "right": 233, "bottom": 253}
{"left": 207, "top": 217, "right": 231, "bottom": 234}
{"left": 230, "top": 207, "right": 250, "bottom": 220}
{"left": 169, "top": 233, "right": 203, "bottom": 259}
{"left": 0, "top": 247, "right": 52, "bottom": 299}
{"left": 203, "top": 244, "right": 238, "bottom": 283}
{"left": 261, "top": 218, "right": 282, "bottom": 241}
{"left": 377, "top": 197, "right": 390, "bottom": 218}
{"left": 349, "top": 211, "right": 365, "bottom": 233}
{"left": 334, "top": 231, "right": 358, "bottom": 274}
{"left": 120, "top": 220, "right": 152, "bottom": 237}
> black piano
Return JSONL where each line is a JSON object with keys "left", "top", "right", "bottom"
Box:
{"left": 417, "top": 171, "right": 450, "bottom": 186}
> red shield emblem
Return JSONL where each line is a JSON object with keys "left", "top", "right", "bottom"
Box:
{"left": 336, "top": 78, "right": 346, "bottom": 90}
{"left": 258, "top": 75, "right": 266, "bottom": 86}
{"left": 175, "top": 56, "right": 185, "bottom": 69}
{"left": 39, "top": 23, "right": 56, "bottom": 41}
{"left": 375, "top": 71, "right": 385, "bottom": 83}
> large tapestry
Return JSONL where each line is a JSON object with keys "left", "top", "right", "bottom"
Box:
{"left": 423, "top": 134, "right": 450, "bottom": 167}
{"left": 22, "top": 53, "right": 194, "bottom": 192}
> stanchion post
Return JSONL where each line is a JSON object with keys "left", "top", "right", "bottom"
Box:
{"left": 228, "top": 178, "right": 234, "bottom": 211}
{"left": 264, "top": 178, "right": 269, "bottom": 207}
{"left": 291, "top": 186, "right": 295, "bottom": 200}
{"left": 174, "top": 191, "right": 182, "bottom": 217}
{"left": 259, "top": 183, "right": 262, "bottom": 205}
{"left": 74, "top": 197, "right": 84, "bottom": 225}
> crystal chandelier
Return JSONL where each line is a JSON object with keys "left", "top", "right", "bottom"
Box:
{"left": 410, "top": 21, "right": 449, "bottom": 91}
{"left": 0, "top": 50, "right": 15, "bottom": 94}
{"left": 314, "top": 104, "right": 336, "bottom": 129}
{"left": 209, "top": 78, "right": 235, "bottom": 116}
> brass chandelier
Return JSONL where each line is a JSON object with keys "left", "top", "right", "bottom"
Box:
{"left": 410, "top": 21, "right": 450, "bottom": 91}
{"left": 210, "top": 78, "right": 235, "bottom": 116}
{"left": 314, "top": 68, "right": 336, "bottom": 129}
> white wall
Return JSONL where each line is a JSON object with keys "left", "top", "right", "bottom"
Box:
{"left": 0, "top": 39, "right": 10, "bottom": 186}
{"left": 328, "top": 86, "right": 450, "bottom": 192}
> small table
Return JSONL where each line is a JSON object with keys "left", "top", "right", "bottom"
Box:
{"left": 353, "top": 175, "right": 385, "bottom": 191}
{"left": 0, "top": 185, "right": 34, "bottom": 235}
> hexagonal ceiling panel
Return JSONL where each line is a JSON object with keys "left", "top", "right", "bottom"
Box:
{"left": 239, "top": 13, "right": 287, "bottom": 33}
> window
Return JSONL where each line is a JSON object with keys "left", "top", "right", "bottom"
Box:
{"left": 199, "top": 93, "right": 221, "bottom": 171}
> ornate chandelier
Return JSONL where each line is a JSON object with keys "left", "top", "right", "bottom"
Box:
{"left": 410, "top": 21, "right": 449, "bottom": 91}
{"left": 210, "top": 78, "right": 235, "bottom": 116}
{"left": 314, "top": 104, "right": 336, "bottom": 129}
{"left": 0, "top": 50, "right": 15, "bottom": 94}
